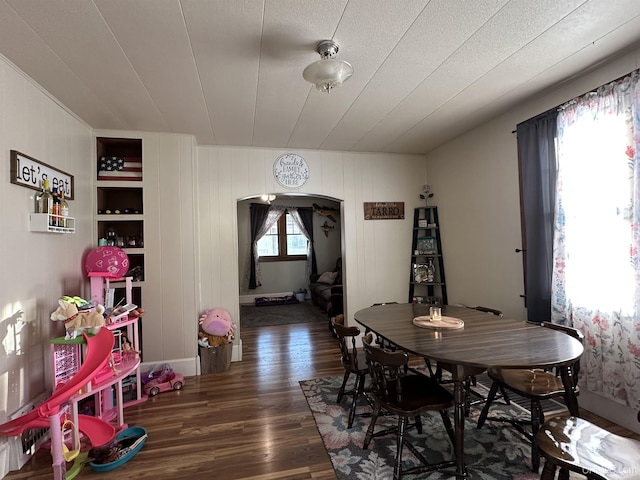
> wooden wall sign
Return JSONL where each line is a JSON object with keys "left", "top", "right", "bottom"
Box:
{"left": 10, "top": 150, "right": 74, "bottom": 199}
{"left": 364, "top": 202, "right": 405, "bottom": 220}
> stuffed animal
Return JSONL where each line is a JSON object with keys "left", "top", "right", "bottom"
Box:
{"left": 198, "top": 308, "right": 236, "bottom": 347}
{"left": 51, "top": 298, "right": 105, "bottom": 339}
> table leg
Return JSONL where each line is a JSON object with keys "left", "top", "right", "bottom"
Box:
{"left": 453, "top": 378, "right": 468, "bottom": 478}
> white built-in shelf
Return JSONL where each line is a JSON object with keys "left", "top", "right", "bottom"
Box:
{"left": 29, "top": 213, "right": 76, "bottom": 233}
{"left": 96, "top": 214, "right": 144, "bottom": 222}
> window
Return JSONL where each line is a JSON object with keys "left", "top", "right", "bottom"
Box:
{"left": 547, "top": 72, "right": 640, "bottom": 411}
{"left": 257, "top": 211, "right": 307, "bottom": 261}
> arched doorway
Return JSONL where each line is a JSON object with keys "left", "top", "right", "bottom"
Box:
{"left": 236, "top": 194, "right": 344, "bottom": 327}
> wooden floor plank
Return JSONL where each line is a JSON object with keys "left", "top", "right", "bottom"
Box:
{"left": 3, "top": 318, "right": 638, "bottom": 480}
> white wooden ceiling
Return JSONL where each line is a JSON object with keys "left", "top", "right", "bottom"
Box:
{"left": 1, "top": 0, "right": 639, "bottom": 155}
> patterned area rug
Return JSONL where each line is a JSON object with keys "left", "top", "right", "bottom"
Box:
{"left": 300, "top": 375, "right": 566, "bottom": 480}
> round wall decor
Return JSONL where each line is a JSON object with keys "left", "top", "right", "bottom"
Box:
{"left": 273, "top": 153, "right": 309, "bottom": 188}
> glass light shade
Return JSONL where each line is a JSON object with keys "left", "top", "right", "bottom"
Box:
{"left": 303, "top": 58, "right": 353, "bottom": 93}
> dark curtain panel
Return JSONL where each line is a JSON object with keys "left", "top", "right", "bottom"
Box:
{"left": 249, "top": 203, "right": 270, "bottom": 289}
{"left": 298, "top": 207, "right": 318, "bottom": 275}
{"left": 517, "top": 112, "right": 557, "bottom": 322}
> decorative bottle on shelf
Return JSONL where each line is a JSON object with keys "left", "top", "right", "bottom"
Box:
{"left": 60, "top": 190, "right": 69, "bottom": 228}
{"left": 34, "top": 180, "right": 45, "bottom": 213}
{"left": 39, "top": 179, "right": 53, "bottom": 219}
{"left": 426, "top": 259, "right": 435, "bottom": 283}
{"left": 51, "top": 187, "right": 61, "bottom": 226}
{"left": 107, "top": 226, "right": 117, "bottom": 246}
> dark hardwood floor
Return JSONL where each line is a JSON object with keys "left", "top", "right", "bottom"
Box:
{"left": 4, "top": 320, "right": 638, "bottom": 479}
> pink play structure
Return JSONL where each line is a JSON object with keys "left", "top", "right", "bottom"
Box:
{"left": 0, "top": 328, "right": 117, "bottom": 480}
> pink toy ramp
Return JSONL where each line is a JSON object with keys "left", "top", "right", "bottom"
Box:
{"left": 76, "top": 415, "right": 116, "bottom": 446}
{"left": 0, "top": 328, "right": 114, "bottom": 437}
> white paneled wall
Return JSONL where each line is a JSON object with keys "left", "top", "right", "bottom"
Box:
{"left": 0, "top": 54, "right": 93, "bottom": 478}
{"left": 93, "top": 130, "right": 198, "bottom": 367}
{"left": 196, "top": 146, "right": 428, "bottom": 342}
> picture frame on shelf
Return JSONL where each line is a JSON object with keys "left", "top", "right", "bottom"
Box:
{"left": 413, "top": 263, "right": 428, "bottom": 283}
{"left": 417, "top": 236, "right": 437, "bottom": 255}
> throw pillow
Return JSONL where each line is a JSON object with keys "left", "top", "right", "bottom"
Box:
{"left": 317, "top": 271, "right": 338, "bottom": 284}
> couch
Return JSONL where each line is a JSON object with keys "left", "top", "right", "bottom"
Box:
{"left": 309, "top": 257, "right": 343, "bottom": 317}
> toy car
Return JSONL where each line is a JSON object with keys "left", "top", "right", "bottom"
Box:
{"left": 142, "top": 363, "right": 184, "bottom": 397}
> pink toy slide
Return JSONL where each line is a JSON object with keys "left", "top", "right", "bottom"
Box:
{"left": 0, "top": 327, "right": 115, "bottom": 439}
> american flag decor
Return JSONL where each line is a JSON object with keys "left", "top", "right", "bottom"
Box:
{"left": 97, "top": 156, "right": 143, "bottom": 181}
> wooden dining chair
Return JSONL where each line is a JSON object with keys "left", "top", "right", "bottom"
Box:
{"left": 331, "top": 316, "right": 370, "bottom": 428}
{"left": 371, "top": 302, "right": 399, "bottom": 351}
{"left": 362, "top": 333, "right": 455, "bottom": 480}
{"left": 536, "top": 415, "right": 640, "bottom": 480}
{"left": 477, "top": 322, "right": 585, "bottom": 472}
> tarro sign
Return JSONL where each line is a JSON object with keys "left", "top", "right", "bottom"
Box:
{"left": 364, "top": 202, "right": 405, "bottom": 220}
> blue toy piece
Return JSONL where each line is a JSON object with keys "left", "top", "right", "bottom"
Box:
{"left": 89, "top": 426, "right": 147, "bottom": 472}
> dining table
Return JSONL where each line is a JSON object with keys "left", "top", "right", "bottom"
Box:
{"left": 354, "top": 303, "right": 584, "bottom": 479}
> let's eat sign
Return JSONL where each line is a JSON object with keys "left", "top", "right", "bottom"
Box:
{"left": 10, "top": 150, "right": 74, "bottom": 199}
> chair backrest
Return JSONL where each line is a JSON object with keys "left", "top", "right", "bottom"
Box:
{"left": 370, "top": 303, "right": 398, "bottom": 350}
{"left": 362, "top": 333, "right": 408, "bottom": 403}
{"left": 332, "top": 317, "right": 361, "bottom": 372}
{"left": 541, "top": 322, "right": 584, "bottom": 387}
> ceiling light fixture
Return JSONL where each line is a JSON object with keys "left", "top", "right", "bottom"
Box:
{"left": 303, "top": 40, "right": 353, "bottom": 93}
{"left": 260, "top": 194, "right": 276, "bottom": 204}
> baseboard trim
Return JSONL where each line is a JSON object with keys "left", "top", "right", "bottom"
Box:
{"left": 579, "top": 389, "right": 640, "bottom": 435}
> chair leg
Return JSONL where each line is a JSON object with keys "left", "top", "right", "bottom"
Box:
{"left": 540, "top": 458, "right": 557, "bottom": 480}
{"left": 394, "top": 416, "right": 408, "bottom": 480}
{"left": 363, "top": 404, "right": 381, "bottom": 449}
{"left": 477, "top": 381, "right": 500, "bottom": 428}
{"left": 499, "top": 385, "right": 511, "bottom": 404}
{"left": 336, "top": 370, "right": 350, "bottom": 403}
{"left": 464, "top": 377, "right": 472, "bottom": 416}
{"left": 439, "top": 410, "right": 456, "bottom": 446}
{"left": 424, "top": 357, "right": 441, "bottom": 379}
{"left": 414, "top": 415, "right": 422, "bottom": 434}
{"left": 347, "top": 373, "right": 365, "bottom": 428}
{"left": 530, "top": 400, "right": 542, "bottom": 472}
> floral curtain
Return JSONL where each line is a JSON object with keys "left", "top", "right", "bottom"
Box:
{"left": 552, "top": 71, "right": 640, "bottom": 409}
{"left": 287, "top": 208, "right": 314, "bottom": 283}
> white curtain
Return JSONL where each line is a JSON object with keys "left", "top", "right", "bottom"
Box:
{"left": 287, "top": 208, "right": 313, "bottom": 282}
{"left": 552, "top": 71, "right": 640, "bottom": 409}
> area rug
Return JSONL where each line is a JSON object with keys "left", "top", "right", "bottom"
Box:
{"left": 240, "top": 300, "right": 328, "bottom": 327}
{"left": 300, "top": 375, "right": 567, "bottom": 480}
{"left": 254, "top": 294, "right": 299, "bottom": 306}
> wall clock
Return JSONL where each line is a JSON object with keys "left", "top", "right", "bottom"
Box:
{"left": 273, "top": 153, "right": 309, "bottom": 188}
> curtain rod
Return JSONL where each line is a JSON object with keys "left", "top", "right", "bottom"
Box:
{"left": 511, "top": 66, "right": 640, "bottom": 134}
